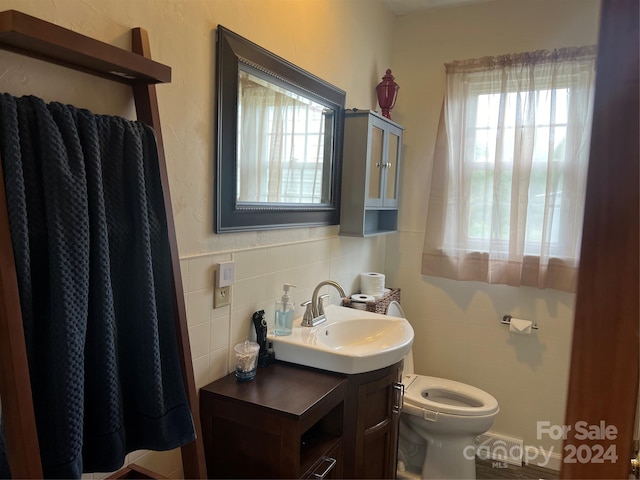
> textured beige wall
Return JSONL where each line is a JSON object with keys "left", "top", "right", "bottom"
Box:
{"left": 0, "top": 0, "right": 395, "bottom": 256}
{"left": 386, "top": 0, "right": 601, "bottom": 462}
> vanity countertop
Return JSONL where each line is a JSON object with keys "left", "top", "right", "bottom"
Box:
{"left": 200, "top": 362, "right": 346, "bottom": 421}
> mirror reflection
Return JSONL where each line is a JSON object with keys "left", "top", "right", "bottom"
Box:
{"left": 237, "top": 70, "right": 333, "bottom": 205}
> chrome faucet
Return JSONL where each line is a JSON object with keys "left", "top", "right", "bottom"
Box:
{"left": 301, "top": 280, "right": 347, "bottom": 327}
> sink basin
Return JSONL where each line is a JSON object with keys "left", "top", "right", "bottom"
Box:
{"left": 268, "top": 304, "right": 414, "bottom": 374}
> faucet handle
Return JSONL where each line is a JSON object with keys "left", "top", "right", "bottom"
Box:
{"left": 301, "top": 300, "right": 313, "bottom": 327}
{"left": 317, "top": 294, "right": 330, "bottom": 316}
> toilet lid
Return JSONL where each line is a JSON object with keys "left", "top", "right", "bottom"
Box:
{"left": 403, "top": 374, "right": 499, "bottom": 417}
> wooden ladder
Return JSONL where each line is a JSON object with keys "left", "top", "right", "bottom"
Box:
{"left": 0, "top": 10, "right": 206, "bottom": 479}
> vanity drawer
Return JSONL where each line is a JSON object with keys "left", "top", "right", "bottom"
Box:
{"left": 302, "top": 441, "right": 342, "bottom": 479}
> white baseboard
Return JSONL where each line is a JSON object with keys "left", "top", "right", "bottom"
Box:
{"left": 474, "top": 431, "right": 561, "bottom": 472}
{"left": 475, "top": 432, "right": 524, "bottom": 466}
{"left": 524, "top": 445, "right": 562, "bottom": 471}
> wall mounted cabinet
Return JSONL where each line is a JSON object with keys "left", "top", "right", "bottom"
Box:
{"left": 340, "top": 110, "right": 403, "bottom": 236}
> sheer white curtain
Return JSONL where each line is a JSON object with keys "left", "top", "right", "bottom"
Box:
{"left": 422, "top": 47, "right": 597, "bottom": 292}
{"left": 237, "top": 74, "right": 325, "bottom": 204}
{"left": 237, "top": 82, "right": 267, "bottom": 202}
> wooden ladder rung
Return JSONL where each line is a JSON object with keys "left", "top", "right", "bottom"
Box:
{"left": 0, "top": 10, "right": 171, "bottom": 84}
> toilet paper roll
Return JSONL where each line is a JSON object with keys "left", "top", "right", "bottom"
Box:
{"left": 509, "top": 318, "right": 533, "bottom": 335}
{"left": 374, "top": 288, "right": 391, "bottom": 300}
{"left": 351, "top": 294, "right": 376, "bottom": 303}
{"left": 360, "top": 272, "right": 385, "bottom": 296}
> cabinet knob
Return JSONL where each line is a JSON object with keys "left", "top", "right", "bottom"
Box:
{"left": 376, "top": 162, "right": 381, "bottom": 169}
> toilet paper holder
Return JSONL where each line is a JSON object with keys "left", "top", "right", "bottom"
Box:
{"left": 501, "top": 315, "right": 538, "bottom": 330}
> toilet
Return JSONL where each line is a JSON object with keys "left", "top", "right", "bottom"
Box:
{"left": 386, "top": 301, "right": 499, "bottom": 480}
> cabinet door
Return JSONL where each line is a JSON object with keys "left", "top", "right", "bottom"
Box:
{"left": 366, "top": 123, "right": 385, "bottom": 207}
{"left": 366, "top": 117, "right": 402, "bottom": 209}
{"left": 383, "top": 127, "right": 402, "bottom": 208}
{"left": 354, "top": 365, "right": 402, "bottom": 479}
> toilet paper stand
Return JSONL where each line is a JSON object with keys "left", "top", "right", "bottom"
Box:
{"left": 501, "top": 314, "right": 539, "bottom": 330}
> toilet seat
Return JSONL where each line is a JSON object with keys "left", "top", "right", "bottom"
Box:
{"left": 403, "top": 374, "right": 499, "bottom": 418}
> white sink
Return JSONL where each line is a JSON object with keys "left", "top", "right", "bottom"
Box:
{"left": 268, "top": 304, "right": 414, "bottom": 374}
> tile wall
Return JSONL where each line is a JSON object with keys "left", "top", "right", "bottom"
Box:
{"left": 183, "top": 235, "right": 387, "bottom": 391}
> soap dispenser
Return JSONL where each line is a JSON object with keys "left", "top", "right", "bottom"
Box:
{"left": 274, "top": 283, "right": 296, "bottom": 336}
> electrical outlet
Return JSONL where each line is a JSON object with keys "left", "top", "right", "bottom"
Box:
{"left": 214, "top": 285, "right": 231, "bottom": 308}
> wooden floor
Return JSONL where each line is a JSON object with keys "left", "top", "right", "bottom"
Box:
{"left": 476, "top": 458, "right": 559, "bottom": 479}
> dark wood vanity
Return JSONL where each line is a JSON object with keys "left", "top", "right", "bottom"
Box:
{"left": 200, "top": 360, "right": 403, "bottom": 479}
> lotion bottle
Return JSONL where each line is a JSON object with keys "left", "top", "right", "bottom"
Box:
{"left": 274, "top": 283, "right": 296, "bottom": 336}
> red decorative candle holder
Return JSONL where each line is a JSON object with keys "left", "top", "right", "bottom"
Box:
{"left": 376, "top": 69, "right": 399, "bottom": 119}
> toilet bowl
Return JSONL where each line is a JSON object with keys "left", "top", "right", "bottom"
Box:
{"left": 386, "top": 301, "right": 499, "bottom": 480}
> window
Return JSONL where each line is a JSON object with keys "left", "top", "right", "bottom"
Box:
{"left": 236, "top": 71, "right": 331, "bottom": 204}
{"left": 468, "top": 87, "right": 570, "bottom": 254}
{"left": 261, "top": 101, "right": 327, "bottom": 204}
{"left": 422, "top": 47, "right": 597, "bottom": 292}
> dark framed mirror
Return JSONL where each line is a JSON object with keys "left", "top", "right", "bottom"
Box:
{"left": 215, "top": 26, "right": 346, "bottom": 233}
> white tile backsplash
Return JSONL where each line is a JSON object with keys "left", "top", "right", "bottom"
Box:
{"left": 186, "top": 289, "right": 212, "bottom": 327}
{"left": 191, "top": 353, "right": 211, "bottom": 390}
{"left": 179, "top": 259, "right": 189, "bottom": 294}
{"left": 232, "top": 250, "right": 252, "bottom": 282}
{"left": 249, "top": 249, "right": 269, "bottom": 277}
{"left": 265, "top": 244, "right": 287, "bottom": 273}
{"left": 187, "top": 256, "right": 213, "bottom": 292}
{"left": 188, "top": 321, "right": 211, "bottom": 359}
{"left": 233, "top": 276, "right": 267, "bottom": 311}
{"left": 210, "top": 314, "right": 230, "bottom": 352}
{"left": 179, "top": 237, "right": 387, "bottom": 386}
{"left": 210, "top": 345, "right": 229, "bottom": 380}
{"left": 230, "top": 304, "right": 260, "bottom": 345}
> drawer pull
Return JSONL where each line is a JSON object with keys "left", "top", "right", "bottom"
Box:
{"left": 311, "top": 456, "right": 337, "bottom": 479}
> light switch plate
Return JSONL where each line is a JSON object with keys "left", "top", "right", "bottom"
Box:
{"left": 217, "top": 261, "right": 235, "bottom": 287}
{"left": 214, "top": 262, "right": 233, "bottom": 308}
